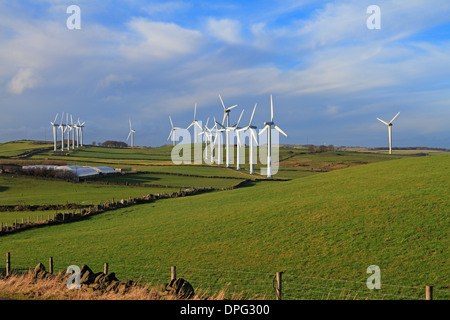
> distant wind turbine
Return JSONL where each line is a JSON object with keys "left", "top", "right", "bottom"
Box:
{"left": 127, "top": 119, "right": 136, "bottom": 147}
{"left": 377, "top": 112, "right": 400, "bottom": 155}
{"left": 50, "top": 114, "right": 58, "bottom": 151}
{"left": 186, "top": 104, "right": 203, "bottom": 144}
{"left": 237, "top": 103, "right": 258, "bottom": 174}
{"left": 58, "top": 112, "right": 65, "bottom": 151}
{"left": 168, "top": 116, "right": 182, "bottom": 146}
{"left": 259, "top": 95, "right": 287, "bottom": 178}
{"left": 218, "top": 95, "right": 238, "bottom": 167}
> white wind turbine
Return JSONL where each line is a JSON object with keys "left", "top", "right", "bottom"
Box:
{"left": 58, "top": 112, "right": 65, "bottom": 151}
{"left": 218, "top": 94, "right": 238, "bottom": 167}
{"left": 237, "top": 103, "right": 258, "bottom": 174}
{"left": 201, "top": 120, "right": 217, "bottom": 164}
{"left": 50, "top": 114, "right": 58, "bottom": 151}
{"left": 230, "top": 110, "right": 244, "bottom": 170}
{"left": 73, "top": 118, "right": 80, "bottom": 148}
{"left": 199, "top": 117, "right": 211, "bottom": 160}
{"left": 70, "top": 115, "right": 76, "bottom": 149}
{"left": 216, "top": 110, "right": 244, "bottom": 168}
{"left": 65, "top": 113, "right": 72, "bottom": 150}
{"left": 259, "top": 95, "right": 287, "bottom": 178}
{"left": 77, "top": 119, "right": 85, "bottom": 147}
{"left": 168, "top": 116, "right": 182, "bottom": 146}
{"left": 127, "top": 119, "right": 136, "bottom": 147}
{"left": 213, "top": 117, "right": 225, "bottom": 165}
{"left": 377, "top": 112, "right": 400, "bottom": 155}
{"left": 186, "top": 104, "right": 203, "bottom": 144}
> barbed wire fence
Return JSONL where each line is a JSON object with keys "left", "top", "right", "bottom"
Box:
{"left": 2, "top": 254, "right": 449, "bottom": 300}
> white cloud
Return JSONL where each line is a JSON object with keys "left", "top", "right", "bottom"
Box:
{"left": 7, "top": 68, "right": 40, "bottom": 94}
{"left": 120, "top": 19, "right": 204, "bottom": 60}
{"left": 98, "top": 74, "right": 137, "bottom": 88}
{"left": 206, "top": 18, "right": 243, "bottom": 44}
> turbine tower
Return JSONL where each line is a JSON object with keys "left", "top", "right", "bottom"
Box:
{"left": 71, "top": 115, "right": 76, "bottom": 149}
{"left": 186, "top": 104, "right": 202, "bottom": 144}
{"left": 259, "top": 95, "right": 287, "bottom": 178}
{"left": 58, "top": 112, "right": 65, "bottom": 151}
{"left": 237, "top": 103, "right": 258, "bottom": 174}
{"left": 218, "top": 95, "right": 237, "bottom": 167}
{"left": 216, "top": 109, "right": 243, "bottom": 168}
{"left": 377, "top": 112, "right": 400, "bottom": 155}
{"left": 50, "top": 114, "right": 58, "bottom": 151}
{"left": 78, "top": 119, "right": 85, "bottom": 147}
{"left": 65, "top": 113, "right": 71, "bottom": 150}
{"left": 199, "top": 118, "right": 211, "bottom": 160}
{"left": 73, "top": 118, "right": 80, "bottom": 148}
{"left": 127, "top": 119, "right": 136, "bottom": 147}
{"left": 230, "top": 110, "right": 244, "bottom": 170}
{"left": 213, "top": 117, "right": 224, "bottom": 165}
{"left": 168, "top": 116, "right": 182, "bottom": 146}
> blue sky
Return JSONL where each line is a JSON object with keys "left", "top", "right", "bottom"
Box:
{"left": 1, "top": 0, "right": 449, "bottom": 148}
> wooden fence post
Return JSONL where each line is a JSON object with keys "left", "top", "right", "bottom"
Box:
{"left": 276, "top": 271, "right": 283, "bottom": 300}
{"left": 6, "top": 252, "right": 10, "bottom": 277}
{"left": 171, "top": 266, "right": 177, "bottom": 281}
{"left": 426, "top": 286, "right": 433, "bottom": 300}
{"left": 49, "top": 257, "right": 53, "bottom": 274}
{"left": 104, "top": 262, "right": 109, "bottom": 275}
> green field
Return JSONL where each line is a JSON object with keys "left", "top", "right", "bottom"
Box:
{"left": 1, "top": 147, "right": 448, "bottom": 300}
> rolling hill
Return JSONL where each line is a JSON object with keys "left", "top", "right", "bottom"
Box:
{"left": 0, "top": 154, "right": 448, "bottom": 299}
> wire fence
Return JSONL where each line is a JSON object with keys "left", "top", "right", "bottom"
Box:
{"left": 2, "top": 256, "right": 449, "bottom": 300}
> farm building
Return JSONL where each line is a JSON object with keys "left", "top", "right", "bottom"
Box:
{"left": 22, "top": 165, "right": 116, "bottom": 178}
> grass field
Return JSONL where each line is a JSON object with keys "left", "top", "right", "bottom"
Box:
{"left": 1, "top": 151, "right": 448, "bottom": 300}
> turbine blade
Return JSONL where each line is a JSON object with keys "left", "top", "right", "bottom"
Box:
{"left": 274, "top": 125, "right": 287, "bottom": 137}
{"left": 168, "top": 129, "right": 173, "bottom": 141}
{"left": 270, "top": 94, "right": 274, "bottom": 122}
{"left": 249, "top": 103, "right": 257, "bottom": 126}
{"left": 194, "top": 103, "right": 197, "bottom": 121}
{"left": 236, "top": 110, "right": 244, "bottom": 128}
{"left": 390, "top": 112, "right": 400, "bottom": 124}
{"left": 54, "top": 114, "right": 58, "bottom": 124}
{"left": 259, "top": 125, "right": 269, "bottom": 135}
{"left": 222, "top": 113, "right": 226, "bottom": 126}
{"left": 250, "top": 129, "right": 258, "bottom": 145}
{"left": 186, "top": 122, "right": 194, "bottom": 130}
{"left": 219, "top": 94, "right": 226, "bottom": 111}
{"left": 169, "top": 116, "right": 174, "bottom": 128}
{"left": 377, "top": 118, "right": 389, "bottom": 126}
{"left": 228, "top": 105, "right": 237, "bottom": 111}
{"left": 127, "top": 131, "right": 132, "bottom": 140}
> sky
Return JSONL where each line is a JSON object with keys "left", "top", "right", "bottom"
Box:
{"left": 0, "top": 0, "right": 449, "bottom": 148}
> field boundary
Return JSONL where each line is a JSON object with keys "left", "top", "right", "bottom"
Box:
{"left": 0, "top": 178, "right": 253, "bottom": 236}
{"left": 2, "top": 254, "right": 447, "bottom": 300}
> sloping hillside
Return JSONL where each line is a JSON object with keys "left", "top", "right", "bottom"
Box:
{"left": 1, "top": 155, "right": 448, "bottom": 299}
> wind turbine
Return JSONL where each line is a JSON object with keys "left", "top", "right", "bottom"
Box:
{"left": 237, "top": 103, "right": 258, "bottom": 174}
{"left": 213, "top": 117, "right": 225, "bottom": 165}
{"left": 65, "top": 113, "right": 71, "bottom": 150}
{"left": 377, "top": 112, "right": 400, "bottom": 155}
{"left": 127, "top": 119, "right": 136, "bottom": 147}
{"left": 58, "top": 112, "right": 65, "bottom": 151}
{"left": 73, "top": 118, "right": 80, "bottom": 148}
{"left": 259, "top": 95, "right": 287, "bottom": 178}
{"left": 70, "top": 115, "right": 76, "bottom": 149}
{"left": 230, "top": 109, "right": 244, "bottom": 170}
{"left": 77, "top": 119, "right": 85, "bottom": 147}
{"left": 199, "top": 117, "right": 211, "bottom": 160}
{"left": 186, "top": 104, "right": 203, "bottom": 144}
{"left": 50, "top": 114, "right": 58, "bottom": 151}
{"left": 168, "top": 116, "right": 182, "bottom": 146}
{"left": 218, "top": 95, "right": 238, "bottom": 167}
